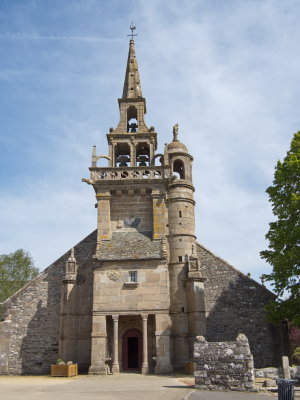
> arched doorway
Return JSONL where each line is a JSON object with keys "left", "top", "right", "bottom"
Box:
{"left": 122, "top": 328, "right": 142, "bottom": 371}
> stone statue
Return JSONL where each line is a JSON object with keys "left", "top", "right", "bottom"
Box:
{"left": 173, "top": 123, "right": 178, "bottom": 141}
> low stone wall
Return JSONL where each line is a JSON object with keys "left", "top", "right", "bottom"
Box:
{"left": 194, "top": 334, "right": 254, "bottom": 391}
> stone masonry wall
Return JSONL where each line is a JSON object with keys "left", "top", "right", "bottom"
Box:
{"left": 194, "top": 334, "right": 255, "bottom": 391}
{"left": 197, "top": 243, "right": 281, "bottom": 367}
{"left": 0, "top": 231, "right": 96, "bottom": 375}
{"left": 110, "top": 192, "right": 153, "bottom": 232}
{"left": 0, "top": 318, "right": 10, "bottom": 374}
{"left": 94, "top": 260, "right": 169, "bottom": 312}
{"left": 3, "top": 263, "right": 62, "bottom": 374}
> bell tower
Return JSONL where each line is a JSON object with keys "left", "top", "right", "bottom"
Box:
{"left": 84, "top": 37, "right": 169, "bottom": 252}
{"left": 83, "top": 31, "right": 206, "bottom": 374}
{"left": 83, "top": 35, "right": 173, "bottom": 375}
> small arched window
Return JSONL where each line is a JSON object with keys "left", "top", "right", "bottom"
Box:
{"left": 136, "top": 142, "right": 150, "bottom": 166}
{"left": 173, "top": 159, "right": 185, "bottom": 179}
{"left": 115, "top": 143, "right": 131, "bottom": 167}
{"left": 127, "top": 106, "right": 138, "bottom": 132}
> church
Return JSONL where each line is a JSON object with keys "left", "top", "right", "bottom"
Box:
{"left": 0, "top": 36, "right": 281, "bottom": 375}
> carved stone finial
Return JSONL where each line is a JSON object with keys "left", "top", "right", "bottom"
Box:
{"left": 64, "top": 248, "right": 78, "bottom": 283}
{"left": 164, "top": 143, "right": 169, "bottom": 166}
{"left": 91, "top": 145, "right": 97, "bottom": 167}
{"left": 173, "top": 123, "right": 179, "bottom": 141}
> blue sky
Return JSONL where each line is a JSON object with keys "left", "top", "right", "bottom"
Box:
{"left": 0, "top": 0, "right": 299, "bottom": 288}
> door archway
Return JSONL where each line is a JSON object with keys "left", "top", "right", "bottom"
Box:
{"left": 122, "top": 328, "right": 142, "bottom": 371}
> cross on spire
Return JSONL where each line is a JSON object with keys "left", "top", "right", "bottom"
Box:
{"left": 127, "top": 23, "right": 137, "bottom": 40}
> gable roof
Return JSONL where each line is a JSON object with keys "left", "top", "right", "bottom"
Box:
{"left": 196, "top": 241, "right": 276, "bottom": 297}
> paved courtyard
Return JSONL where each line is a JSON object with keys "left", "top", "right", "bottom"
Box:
{"left": 0, "top": 374, "right": 277, "bottom": 400}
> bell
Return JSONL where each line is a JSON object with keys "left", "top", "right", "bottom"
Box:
{"left": 129, "top": 122, "right": 138, "bottom": 132}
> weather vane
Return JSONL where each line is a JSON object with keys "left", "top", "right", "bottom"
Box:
{"left": 127, "top": 23, "right": 137, "bottom": 40}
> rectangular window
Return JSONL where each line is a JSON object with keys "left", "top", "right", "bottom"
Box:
{"left": 129, "top": 271, "right": 138, "bottom": 283}
{"left": 179, "top": 211, "right": 182, "bottom": 217}
{"left": 178, "top": 256, "right": 183, "bottom": 262}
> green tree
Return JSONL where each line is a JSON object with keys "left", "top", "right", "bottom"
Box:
{"left": 260, "top": 131, "right": 300, "bottom": 326}
{"left": 0, "top": 249, "right": 39, "bottom": 318}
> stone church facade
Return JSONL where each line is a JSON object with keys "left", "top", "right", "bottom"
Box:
{"left": 0, "top": 39, "right": 281, "bottom": 375}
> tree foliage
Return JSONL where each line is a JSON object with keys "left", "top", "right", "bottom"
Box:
{"left": 261, "top": 131, "right": 300, "bottom": 326}
{"left": 0, "top": 249, "right": 39, "bottom": 304}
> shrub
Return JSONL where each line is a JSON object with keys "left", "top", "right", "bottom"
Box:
{"left": 292, "top": 347, "right": 300, "bottom": 365}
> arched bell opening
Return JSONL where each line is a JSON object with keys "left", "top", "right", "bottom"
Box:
{"left": 127, "top": 106, "right": 138, "bottom": 132}
{"left": 115, "top": 143, "right": 131, "bottom": 167}
{"left": 136, "top": 143, "right": 150, "bottom": 166}
{"left": 173, "top": 159, "right": 185, "bottom": 179}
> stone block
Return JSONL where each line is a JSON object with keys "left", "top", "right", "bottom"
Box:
{"left": 282, "top": 356, "right": 290, "bottom": 379}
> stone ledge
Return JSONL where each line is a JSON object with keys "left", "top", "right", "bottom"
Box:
{"left": 123, "top": 282, "right": 139, "bottom": 288}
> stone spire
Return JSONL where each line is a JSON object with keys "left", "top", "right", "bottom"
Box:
{"left": 113, "top": 37, "right": 148, "bottom": 133}
{"left": 122, "top": 39, "right": 142, "bottom": 99}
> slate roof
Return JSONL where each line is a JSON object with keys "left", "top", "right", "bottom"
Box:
{"left": 97, "top": 230, "right": 163, "bottom": 261}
